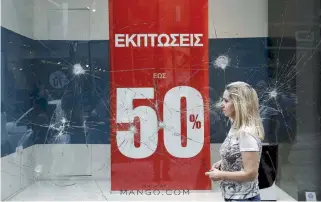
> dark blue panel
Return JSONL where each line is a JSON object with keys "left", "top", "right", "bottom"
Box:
{"left": 209, "top": 38, "right": 270, "bottom": 143}
{"left": 1, "top": 27, "right": 111, "bottom": 157}
{"left": 29, "top": 40, "right": 111, "bottom": 145}
{"left": 2, "top": 27, "right": 286, "bottom": 157}
{"left": 86, "top": 41, "right": 110, "bottom": 144}
{"left": 1, "top": 27, "right": 35, "bottom": 157}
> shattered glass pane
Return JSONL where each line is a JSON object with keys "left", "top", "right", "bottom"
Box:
{"left": 1, "top": 0, "right": 320, "bottom": 201}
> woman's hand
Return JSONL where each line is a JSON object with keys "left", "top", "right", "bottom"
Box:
{"left": 211, "top": 160, "right": 221, "bottom": 170}
{"left": 205, "top": 168, "right": 222, "bottom": 181}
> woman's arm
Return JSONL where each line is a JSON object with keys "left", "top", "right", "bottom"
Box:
{"left": 218, "top": 151, "right": 260, "bottom": 181}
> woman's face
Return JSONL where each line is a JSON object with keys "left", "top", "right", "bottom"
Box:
{"left": 221, "top": 90, "right": 235, "bottom": 119}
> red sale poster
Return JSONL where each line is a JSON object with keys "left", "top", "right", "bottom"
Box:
{"left": 109, "top": 0, "right": 210, "bottom": 191}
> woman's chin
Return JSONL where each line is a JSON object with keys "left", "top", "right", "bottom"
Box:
{"left": 222, "top": 112, "right": 228, "bottom": 117}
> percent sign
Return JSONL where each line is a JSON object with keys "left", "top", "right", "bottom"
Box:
{"left": 189, "top": 114, "right": 202, "bottom": 129}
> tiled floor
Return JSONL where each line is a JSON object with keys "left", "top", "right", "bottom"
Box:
{"left": 8, "top": 179, "right": 296, "bottom": 201}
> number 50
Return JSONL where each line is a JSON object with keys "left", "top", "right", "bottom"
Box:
{"left": 116, "top": 86, "right": 205, "bottom": 159}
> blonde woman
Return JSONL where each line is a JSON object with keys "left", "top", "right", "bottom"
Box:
{"left": 205, "top": 81, "right": 264, "bottom": 201}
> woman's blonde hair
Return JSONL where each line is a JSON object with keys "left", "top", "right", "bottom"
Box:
{"left": 225, "top": 81, "right": 264, "bottom": 140}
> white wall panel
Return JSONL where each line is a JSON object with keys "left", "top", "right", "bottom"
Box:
{"left": 48, "top": 10, "right": 90, "bottom": 40}
{"left": 89, "top": 0, "right": 109, "bottom": 40}
{"left": 1, "top": 0, "right": 34, "bottom": 39}
{"left": 34, "top": 144, "right": 92, "bottom": 179}
{"left": 32, "top": 0, "right": 268, "bottom": 40}
{"left": 209, "top": 0, "right": 268, "bottom": 38}
{"left": 2, "top": 0, "right": 268, "bottom": 40}
{"left": 1, "top": 150, "right": 21, "bottom": 200}
{"left": 20, "top": 146, "right": 36, "bottom": 189}
{"left": 33, "top": 0, "right": 109, "bottom": 40}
